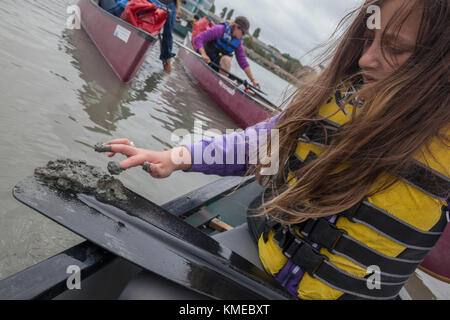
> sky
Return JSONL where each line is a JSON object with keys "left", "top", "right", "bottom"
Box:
{"left": 211, "top": 0, "right": 365, "bottom": 65}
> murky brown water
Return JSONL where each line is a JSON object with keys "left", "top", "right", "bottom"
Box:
{"left": 0, "top": 0, "right": 448, "bottom": 299}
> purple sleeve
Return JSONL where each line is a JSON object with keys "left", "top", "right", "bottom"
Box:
{"left": 235, "top": 42, "right": 250, "bottom": 70}
{"left": 184, "top": 114, "right": 282, "bottom": 176}
{"left": 193, "top": 24, "right": 226, "bottom": 50}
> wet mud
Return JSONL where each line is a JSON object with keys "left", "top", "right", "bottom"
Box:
{"left": 34, "top": 159, "right": 128, "bottom": 202}
{"left": 107, "top": 161, "right": 125, "bottom": 175}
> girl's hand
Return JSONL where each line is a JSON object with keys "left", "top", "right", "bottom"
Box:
{"left": 100, "top": 139, "right": 192, "bottom": 179}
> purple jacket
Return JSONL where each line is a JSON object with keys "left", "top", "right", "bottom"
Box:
{"left": 184, "top": 114, "right": 281, "bottom": 176}
{"left": 193, "top": 24, "right": 250, "bottom": 70}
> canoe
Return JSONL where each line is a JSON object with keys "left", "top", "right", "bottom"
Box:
{"left": 2, "top": 174, "right": 429, "bottom": 300}
{"left": 419, "top": 220, "right": 450, "bottom": 283}
{"left": 78, "top": 0, "right": 160, "bottom": 82}
{"left": 179, "top": 33, "right": 279, "bottom": 129}
{"left": 1, "top": 172, "right": 448, "bottom": 299}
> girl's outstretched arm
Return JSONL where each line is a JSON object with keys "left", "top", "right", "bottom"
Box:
{"left": 99, "top": 114, "right": 282, "bottom": 178}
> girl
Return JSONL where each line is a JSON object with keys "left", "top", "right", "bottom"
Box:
{"left": 102, "top": 0, "right": 449, "bottom": 300}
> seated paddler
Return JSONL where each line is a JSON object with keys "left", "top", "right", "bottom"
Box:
{"left": 193, "top": 16, "right": 261, "bottom": 89}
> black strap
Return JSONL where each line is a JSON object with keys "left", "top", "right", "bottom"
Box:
{"left": 284, "top": 151, "right": 318, "bottom": 184}
{"left": 137, "top": 8, "right": 157, "bottom": 17}
{"left": 341, "top": 201, "right": 445, "bottom": 249}
{"left": 296, "top": 218, "right": 421, "bottom": 278}
{"left": 262, "top": 219, "right": 280, "bottom": 243}
{"left": 298, "top": 121, "right": 338, "bottom": 146}
{"left": 313, "top": 260, "right": 405, "bottom": 300}
{"left": 281, "top": 233, "right": 405, "bottom": 300}
{"left": 283, "top": 236, "right": 328, "bottom": 276}
{"left": 272, "top": 226, "right": 293, "bottom": 248}
{"left": 400, "top": 161, "right": 450, "bottom": 201}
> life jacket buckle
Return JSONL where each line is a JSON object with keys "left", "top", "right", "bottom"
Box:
{"left": 283, "top": 236, "right": 330, "bottom": 276}
{"left": 329, "top": 225, "right": 348, "bottom": 251}
{"left": 273, "top": 226, "right": 292, "bottom": 249}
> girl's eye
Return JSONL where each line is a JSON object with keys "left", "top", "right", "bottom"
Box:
{"left": 363, "top": 32, "right": 375, "bottom": 48}
{"left": 364, "top": 37, "right": 374, "bottom": 48}
{"left": 387, "top": 44, "right": 413, "bottom": 55}
{"left": 390, "top": 47, "right": 405, "bottom": 54}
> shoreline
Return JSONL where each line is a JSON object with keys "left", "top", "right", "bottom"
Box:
{"left": 243, "top": 47, "right": 301, "bottom": 85}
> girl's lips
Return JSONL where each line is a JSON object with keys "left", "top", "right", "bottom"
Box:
{"left": 363, "top": 74, "right": 377, "bottom": 83}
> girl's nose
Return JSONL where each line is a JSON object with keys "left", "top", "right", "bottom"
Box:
{"left": 359, "top": 40, "right": 381, "bottom": 70}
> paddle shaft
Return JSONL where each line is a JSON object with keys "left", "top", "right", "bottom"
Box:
{"left": 174, "top": 40, "right": 268, "bottom": 96}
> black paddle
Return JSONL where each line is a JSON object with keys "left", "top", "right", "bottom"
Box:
{"left": 12, "top": 175, "right": 291, "bottom": 300}
{"left": 174, "top": 40, "right": 269, "bottom": 97}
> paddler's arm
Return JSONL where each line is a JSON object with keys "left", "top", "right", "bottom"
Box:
{"left": 198, "top": 47, "right": 211, "bottom": 64}
{"left": 243, "top": 66, "right": 260, "bottom": 89}
{"left": 236, "top": 43, "right": 261, "bottom": 89}
{"left": 194, "top": 25, "right": 226, "bottom": 64}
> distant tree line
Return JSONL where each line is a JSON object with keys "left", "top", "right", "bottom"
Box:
{"left": 243, "top": 37, "right": 303, "bottom": 75}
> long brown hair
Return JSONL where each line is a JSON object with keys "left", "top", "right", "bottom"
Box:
{"left": 253, "top": 0, "right": 449, "bottom": 224}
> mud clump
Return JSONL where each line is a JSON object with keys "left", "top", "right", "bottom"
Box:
{"left": 34, "top": 159, "right": 128, "bottom": 202}
{"left": 107, "top": 161, "right": 125, "bottom": 175}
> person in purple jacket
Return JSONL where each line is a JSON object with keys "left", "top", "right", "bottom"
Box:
{"left": 194, "top": 16, "right": 261, "bottom": 89}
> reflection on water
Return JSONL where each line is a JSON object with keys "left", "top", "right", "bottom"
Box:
{"left": 61, "top": 29, "right": 134, "bottom": 136}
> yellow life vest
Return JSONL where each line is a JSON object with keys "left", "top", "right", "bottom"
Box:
{"left": 257, "top": 84, "right": 449, "bottom": 300}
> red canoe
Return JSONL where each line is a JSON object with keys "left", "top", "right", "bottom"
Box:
{"left": 179, "top": 33, "right": 280, "bottom": 129}
{"left": 78, "top": 0, "right": 159, "bottom": 82}
{"left": 420, "top": 222, "right": 450, "bottom": 283}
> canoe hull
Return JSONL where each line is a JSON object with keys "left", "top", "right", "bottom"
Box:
{"left": 419, "top": 223, "right": 450, "bottom": 283}
{"left": 78, "top": 0, "right": 158, "bottom": 82}
{"left": 179, "top": 35, "right": 274, "bottom": 128}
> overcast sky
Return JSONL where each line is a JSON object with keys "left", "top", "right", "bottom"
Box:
{"left": 212, "top": 0, "right": 365, "bottom": 65}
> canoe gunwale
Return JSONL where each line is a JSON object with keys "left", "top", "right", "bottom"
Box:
{"left": 87, "top": 0, "right": 159, "bottom": 43}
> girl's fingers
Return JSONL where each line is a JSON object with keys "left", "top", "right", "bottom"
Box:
{"left": 120, "top": 155, "right": 146, "bottom": 169}
{"left": 108, "top": 152, "right": 116, "bottom": 157}
{"left": 146, "top": 163, "right": 170, "bottom": 179}
{"left": 105, "top": 138, "right": 132, "bottom": 146}
{"left": 109, "top": 144, "right": 137, "bottom": 157}
{"left": 149, "top": 163, "right": 162, "bottom": 178}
